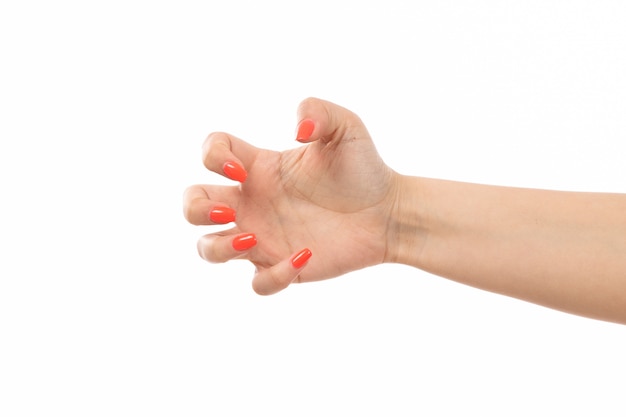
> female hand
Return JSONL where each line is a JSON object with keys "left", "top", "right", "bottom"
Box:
{"left": 183, "top": 97, "right": 400, "bottom": 295}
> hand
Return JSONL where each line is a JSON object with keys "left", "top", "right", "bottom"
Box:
{"left": 183, "top": 98, "right": 399, "bottom": 295}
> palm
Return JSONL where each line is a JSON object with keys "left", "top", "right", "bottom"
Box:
{"left": 235, "top": 136, "right": 395, "bottom": 283}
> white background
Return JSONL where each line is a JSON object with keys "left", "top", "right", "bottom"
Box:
{"left": 1, "top": 1, "right": 625, "bottom": 415}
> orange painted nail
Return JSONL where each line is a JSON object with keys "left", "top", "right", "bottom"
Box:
{"left": 232, "top": 233, "right": 257, "bottom": 251}
{"left": 209, "top": 206, "right": 235, "bottom": 223}
{"left": 296, "top": 119, "right": 315, "bottom": 142}
{"left": 223, "top": 161, "right": 247, "bottom": 183}
{"left": 291, "top": 248, "right": 312, "bottom": 269}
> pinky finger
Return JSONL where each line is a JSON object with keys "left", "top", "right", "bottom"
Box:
{"left": 197, "top": 233, "right": 257, "bottom": 264}
{"left": 252, "top": 248, "right": 312, "bottom": 296}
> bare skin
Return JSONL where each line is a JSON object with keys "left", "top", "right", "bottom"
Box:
{"left": 183, "top": 97, "right": 626, "bottom": 325}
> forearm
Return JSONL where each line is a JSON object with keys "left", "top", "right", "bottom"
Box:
{"left": 387, "top": 175, "right": 626, "bottom": 324}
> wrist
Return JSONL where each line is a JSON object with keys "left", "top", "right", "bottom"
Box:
{"left": 384, "top": 174, "right": 430, "bottom": 268}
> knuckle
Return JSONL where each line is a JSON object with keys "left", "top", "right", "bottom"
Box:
{"left": 197, "top": 236, "right": 228, "bottom": 264}
{"left": 297, "top": 97, "right": 320, "bottom": 116}
{"left": 202, "top": 131, "right": 227, "bottom": 152}
{"left": 202, "top": 132, "right": 230, "bottom": 170}
{"left": 252, "top": 281, "right": 270, "bottom": 296}
{"left": 183, "top": 199, "right": 207, "bottom": 225}
{"left": 252, "top": 267, "right": 289, "bottom": 296}
{"left": 182, "top": 187, "right": 196, "bottom": 221}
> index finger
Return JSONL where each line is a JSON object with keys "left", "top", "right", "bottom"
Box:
{"left": 202, "top": 132, "right": 260, "bottom": 183}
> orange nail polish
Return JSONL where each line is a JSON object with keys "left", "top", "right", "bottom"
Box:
{"left": 232, "top": 233, "right": 257, "bottom": 251}
{"left": 209, "top": 206, "right": 235, "bottom": 223}
{"left": 291, "top": 248, "right": 312, "bottom": 269}
{"left": 223, "top": 161, "right": 247, "bottom": 183}
{"left": 296, "top": 119, "right": 315, "bottom": 142}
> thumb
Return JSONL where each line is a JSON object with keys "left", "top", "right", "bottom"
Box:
{"left": 294, "top": 97, "right": 369, "bottom": 144}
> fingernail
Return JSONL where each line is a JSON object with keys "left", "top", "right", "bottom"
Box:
{"left": 296, "top": 119, "right": 315, "bottom": 142}
{"left": 223, "top": 161, "right": 247, "bottom": 183}
{"left": 209, "top": 206, "right": 235, "bottom": 223}
{"left": 232, "top": 233, "right": 257, "bottom": 251}
{"left": 291, "top": 248, "right": 312, "bottom": 269}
